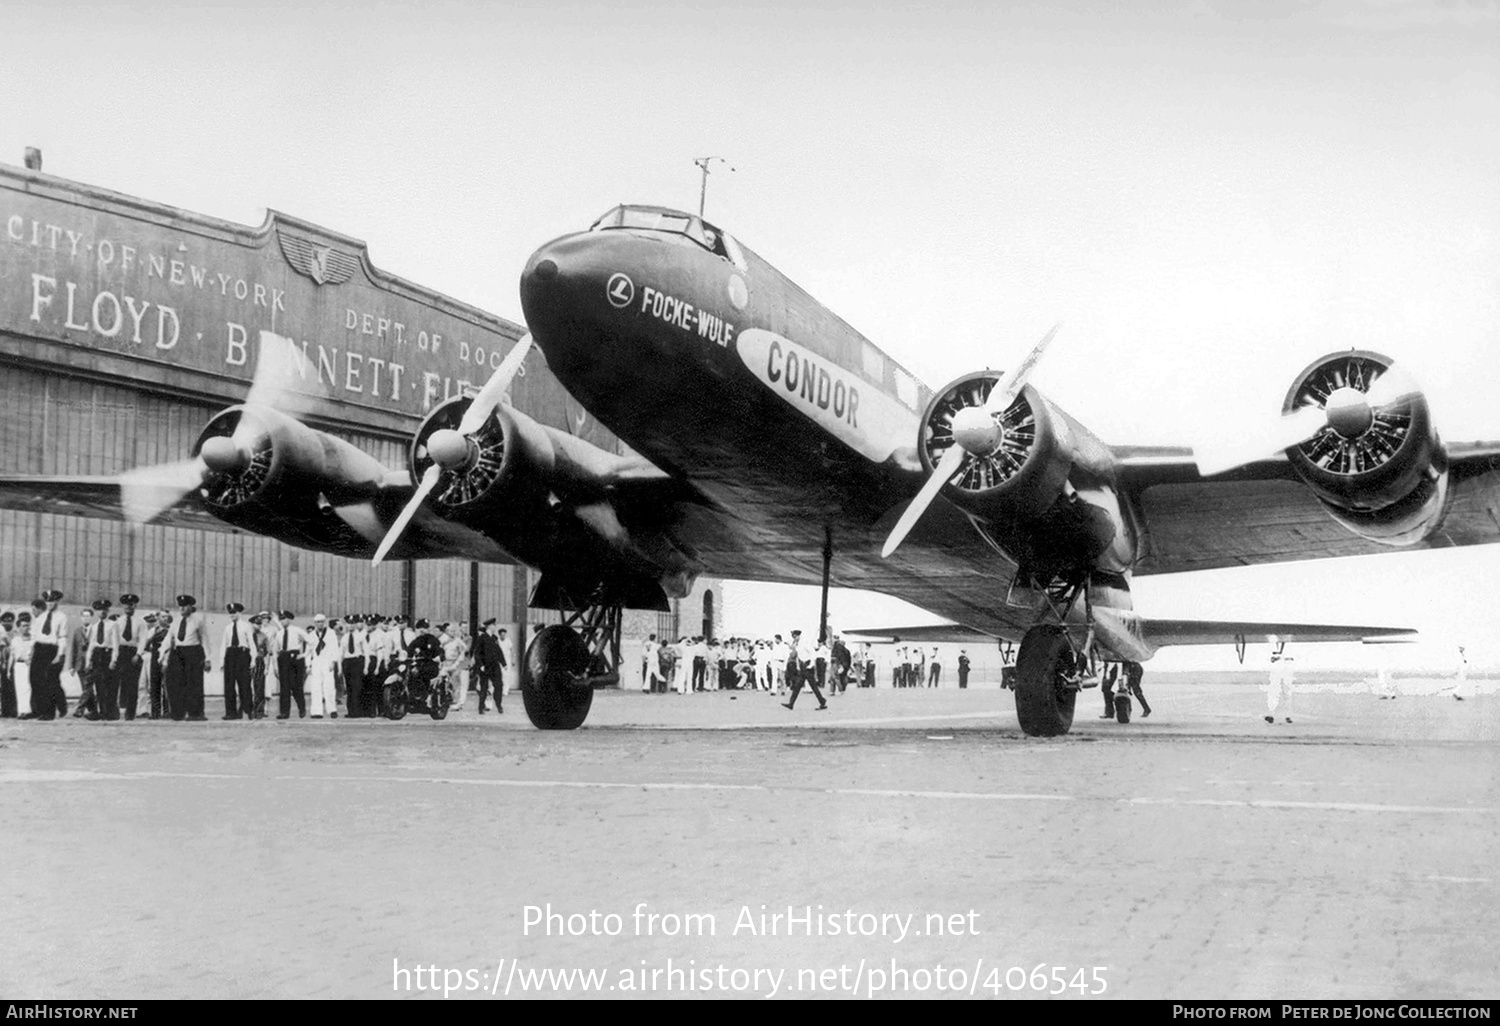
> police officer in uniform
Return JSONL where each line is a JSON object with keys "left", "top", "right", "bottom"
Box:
{"left": 218, "top": 602, "right": 254, "bottom": 720}
{"left": 111, "top": 595, "right": 144, "bottom": 720}
{"left": 31, "top": 590, "right": 69, "bottom": 719}
{"left": 162, "top": 595, "right": 209, "bottom": 721}
{"left": 86, "top": 599, "right": 118, "bottom": 719}
{"left": 340, "top": 613, "right": 366, "bottom": 718}
{"left": 274, "top": 611, "right": 308, "bottom": 719}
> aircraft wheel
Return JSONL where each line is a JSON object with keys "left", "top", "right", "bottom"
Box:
{"left": 1114, "top": 693, "right": 1132, "bottom": 724}
{"left": 1014, "top": 624, "right": 1076, "bottom": 737}
{"left": 521, "top": 625, "right": 594, "bottom": 730}
{"left": 383, "top": 682, "right": 408, "bottom": 721}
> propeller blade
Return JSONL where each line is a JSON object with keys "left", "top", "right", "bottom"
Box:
{"left": 982, "top": 322, "right": 1061, "bottom": 416}
{"left": 119, "top": 457, "right": 209, "bottom": 525}
{"left": 232, "top": 330, "right": 328, "bottom": 449}
{"left": 1194, "top": 405, "right": 1327, "bottom": 477}
{"left": 458, "top": 334, "right": 533, "bottom": 435}
{"left": 371, "top": 465, "right": 442, "bottom": 566}
{"left": 881, "top": 445, "right": 966, "bottom": 558}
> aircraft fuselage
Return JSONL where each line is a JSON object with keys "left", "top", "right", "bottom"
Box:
{"left": 519, "top": 205, "right": 1136, "bottom": 629}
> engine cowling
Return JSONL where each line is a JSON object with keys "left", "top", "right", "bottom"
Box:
{"left": 919, "top": 372, "right": 1072, "bottom": 520}
{"left": 193, "top": 406, "right": 389, "bottom": 553}
{"left": 408, "top": 397, "right": 559, "bottom": 545}
{"left": 408, "top": 396, "right": 690, "bottom": 608}
{"left": 1283, "top": 350, "right": 1449, "bottom": 544}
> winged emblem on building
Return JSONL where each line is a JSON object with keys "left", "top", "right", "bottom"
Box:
{"left": 277, "top": 231, "right": 360, "bottom": 286}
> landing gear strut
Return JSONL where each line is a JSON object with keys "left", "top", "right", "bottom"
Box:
{"left": 521, "top": 596, "right": 623, "bottom": 730}
{"left": 1012, "top": 573, "right": 1100, "bottom": 737}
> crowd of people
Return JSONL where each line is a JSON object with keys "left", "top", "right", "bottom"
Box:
{"left": 0, "top": 589, "right": 516, "bottom": 722}
{"left": 635, "top": 632, "right": 977, "bottom": 706}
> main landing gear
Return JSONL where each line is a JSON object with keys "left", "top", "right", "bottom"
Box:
{"left": 1010, "top": 574, "right": 1116, "bottom": 738}
{"left": 521, "top": 597, "right": 623, "bottom": 730}
{"left": 1014, "top": 624, "right": 1078, "bottom": 736}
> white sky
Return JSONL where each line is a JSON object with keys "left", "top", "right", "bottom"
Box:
{"left": 4, "top": 0, "right": 1497, "bottom": 670}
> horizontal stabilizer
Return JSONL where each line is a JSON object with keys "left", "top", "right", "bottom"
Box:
{"left": 845, "top": 623, "right": 1002, "bottom": 644}
{"left": 1129, "top": 617, "right": 1415, "bottom": 648}
{"left": 846, "top": 613, "right": 1416, "bottom": 657}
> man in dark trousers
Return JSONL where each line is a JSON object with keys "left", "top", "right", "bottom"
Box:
{"left": 830, "top": 634, "right": 851, "bottom": 694}
{"left": 85, "top": 599, "right": 117, "bottom": 719}
{"left": 218, "top": 602, "right": 254, "bottom": 720}
{"left": 0, "top": 610, "right": 14, "bottom": 718}
{"left": 340, "top": 613, "right": 366, "bottom": 718}
{"left": 476, "top": 619, "right": 507, "bottom": 713}
{"left": 1100, "top": 662, "right": 1119, "bottom": 718}
{"left": 111, "top": 594, "right": 144, "bottom": 720}
{"left": 31, "top": 590, "right": 68, "bottom": 719}
{"left": 957, "top": 650, "right": 971, "bottom": 689}
{"left": 1123, "top": 661, "right": 1151, "bottom": 718}
{"left": 68, "top": 606, "right": 95, "bottom": 718}
{"left": 274, "top": 610, "right": 307, "bottom": 719}
{"left": 782, "top": 630, "right": 827, "bottom": 711}
{"left": 162, "top": 595, "right": 209, "bottom": 721}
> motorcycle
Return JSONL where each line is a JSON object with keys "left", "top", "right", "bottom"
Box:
{"left": 377, "top": 635, "right": 452, "bottom": 721}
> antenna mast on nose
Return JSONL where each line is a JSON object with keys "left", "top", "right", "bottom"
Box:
{"left": 693, "top": 156, "right": 734, "bottom": 217}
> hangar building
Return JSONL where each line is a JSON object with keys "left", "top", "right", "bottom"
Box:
{"left": 0, "top": 159, "right": 692, "bottom": 667}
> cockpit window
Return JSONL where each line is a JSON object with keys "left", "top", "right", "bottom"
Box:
{"left": 590, "top": 205, "right": 748, "bottom": 271}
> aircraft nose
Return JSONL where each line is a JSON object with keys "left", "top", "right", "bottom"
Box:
{"left": 519, "top": 231, "right": 636, "bottom": 346}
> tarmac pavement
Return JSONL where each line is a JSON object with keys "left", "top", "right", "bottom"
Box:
{"left": 1, "top": 677, "right": 1495, "bottom": 999}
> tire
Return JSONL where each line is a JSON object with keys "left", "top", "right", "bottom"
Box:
{"left": 383, "top": 681, "right": 408, "bottom": 721}
{"left": 521, "top": 625, "right": 594, "bottom": 730}
{"left": 429, "top": 687, "right": 449, "bottom": 721}
{"left": 1114, "top": 693, "right": 1132, "bottom": 724}
{"left": 1013, "top": 624, "right": 1077, "bottom": 737}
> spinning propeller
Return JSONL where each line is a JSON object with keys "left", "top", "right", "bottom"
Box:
{"left": 118, "top": 331, "right": 324, "bottom": 525}
{"left": 370, "top": 333, "right": 533, "bottom": 565}
{"left": 1193, "top": 360, "right": 1422, "bottom": 478}
{"left": 881, "top": 324, "right": 1061, "bottom": 558}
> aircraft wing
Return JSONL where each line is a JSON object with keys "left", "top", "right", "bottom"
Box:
{"left": 0, "top": 473, "right": 226, "bottom": 533}
{"left": 847, "top": 614, "right": 1414, "bottom": 652}
{"left": 0, "top": 468, "right": 512, "bottom": 563}
{"left": 1114, "top": 443, "right": 1500, "bottom": 574}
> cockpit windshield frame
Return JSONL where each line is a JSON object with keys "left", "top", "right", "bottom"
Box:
{"left": 589, "top": 205, "right": 748, "bottom": 271}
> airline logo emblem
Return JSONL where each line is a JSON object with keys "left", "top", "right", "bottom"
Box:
{"left": 736, "top": 328, "right": 916, "bottom": 464}
{"left": 606, "top": 272, "right": 635, "bottom": 309}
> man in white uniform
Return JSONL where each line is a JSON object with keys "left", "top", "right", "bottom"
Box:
{"left": 642, "top": 633, "right": 660, "bottom": 692}
{"left": 1452, "top": 645, "right": 1473, "bottom": 701}
{"left": 1264, "top": 653, "right": 1295, "bottom": 724}
{"left": 304, "top": 614, "right": 340, "bottom": 719}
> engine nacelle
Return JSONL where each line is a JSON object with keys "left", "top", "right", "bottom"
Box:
{"left": 919, "top": 372, "right": 1073, "bottom": 521}
{"left": 409, "top": 397, "right": 560, "bottom": 551}
{"left": 193, "top": 406, "right": 389, "bottom": 553}
{"left": 1283, "top": 350, "right": 1449, "bottom": 544}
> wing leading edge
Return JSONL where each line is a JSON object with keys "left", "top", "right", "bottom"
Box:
{"left": 1114, "top": 443, "right": 1500, "bottom": 574}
